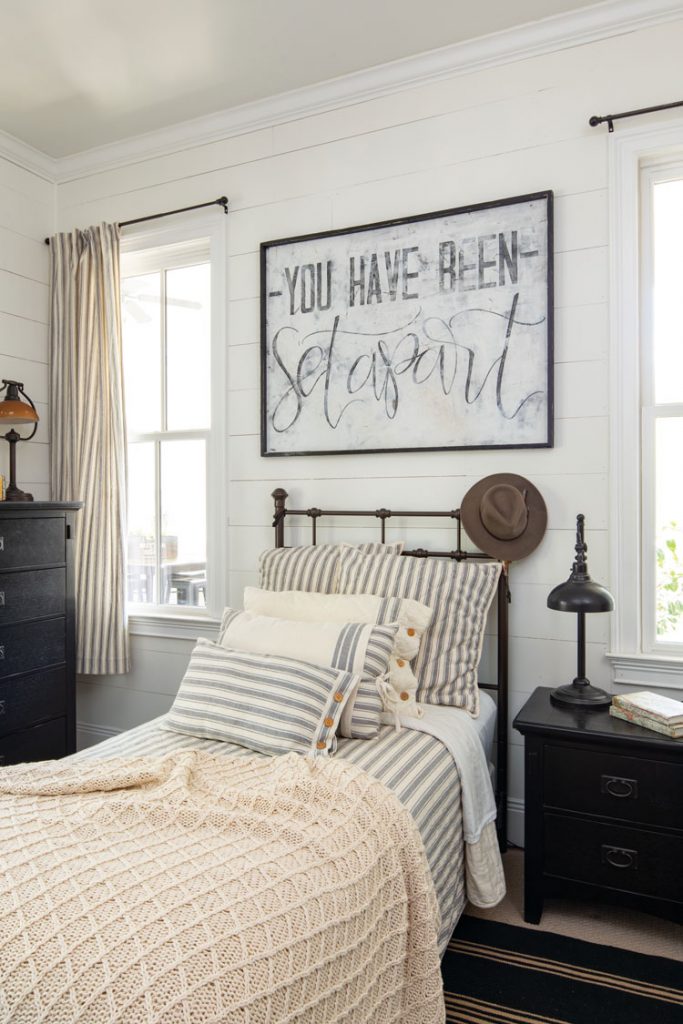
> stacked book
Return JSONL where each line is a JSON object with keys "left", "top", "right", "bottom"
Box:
{"left": 610, "top": 691, "right": 683, "bottom": 739}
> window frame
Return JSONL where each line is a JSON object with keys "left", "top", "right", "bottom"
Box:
{"left": 120, "top": 210, "right": 227, "bottom": 638}
{"left": 608, "top": 120, "right": 683, "bottom": 689}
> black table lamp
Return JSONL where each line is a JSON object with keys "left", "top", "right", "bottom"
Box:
{"left": 548, "top": 514, "right": 614, "bottom": 708}
{"left": 0, "top": 379, "right": 39, "bottom": 501}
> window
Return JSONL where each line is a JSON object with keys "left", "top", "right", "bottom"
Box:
{"left": 641, "top": 167, "right": 683, "bottom": 651}
{"left": 120, "top": 217, "right": 225, "bottom": 627}
{"left": 609, "top": 123, "right": 683, "bottom": 688}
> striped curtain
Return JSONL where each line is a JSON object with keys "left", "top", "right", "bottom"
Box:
{"left": 49, "top": 224, "right": 130, "bottom": 675}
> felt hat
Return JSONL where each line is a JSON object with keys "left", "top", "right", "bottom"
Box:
{"left": 460, "top": 474, "right": 547, "bottom": 561}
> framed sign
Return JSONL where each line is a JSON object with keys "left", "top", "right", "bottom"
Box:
{"left": 261, "top": 190, "right": 553, "bottom": 456}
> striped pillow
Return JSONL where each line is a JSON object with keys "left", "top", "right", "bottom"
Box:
{"left": 258, "top": 541, "right": 404, "bottom": 594}
{"left": 162, "top": 640, "right": 357, "bottom": 756}
{"left": 337, "top": 549, "right": 501, "bottom": 716}
{"left": 218, "top": 607, "right": 396, "bottom": 738}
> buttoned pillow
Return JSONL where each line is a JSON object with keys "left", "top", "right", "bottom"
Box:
{"left": 162, "top": 640, "right": 357, "bottom": 756}
{"left": 243, "top": 587, "right": 432, "bottom": 716}
{"left": 218, "top": 607, "right": 398, "bottom": 739}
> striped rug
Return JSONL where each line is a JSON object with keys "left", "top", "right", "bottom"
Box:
{"left": 441, "top": 917, "right": 683, "bottom": 1024}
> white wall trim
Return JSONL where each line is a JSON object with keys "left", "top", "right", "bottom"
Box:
{"left": 608, "top": 117, "right": 683, "bottom": 689}
{"left": 507, "top": 798, "right": 525, "bottom": 849}
{"left": 607, "top": 651, "right": 683, "bottom": 689}
{"left": 0, "top": 126, "right": 58, "bottom": 182}
{"left": 76, "top": 721, "right": 122, "bottom": 751}
{"left": 0, "top": 0, "right": 681, "bottom": 185}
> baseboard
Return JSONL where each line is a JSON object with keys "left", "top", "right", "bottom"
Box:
{"left": 507, "top": 798, "right": 525, "bottom": 849}
{"left": 76, "top": 721, "right": 123, "bottom": 751}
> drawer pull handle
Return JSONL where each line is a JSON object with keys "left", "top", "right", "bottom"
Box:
{"left": 601, "top": 775, "right": 638, "bottom": 800}
{"left": 602, "top": 845, "right": 638, "bottom": 870}
{"left": 0, "top": 701, "right": 4, "bottom": 715}
{"left": 0, "top": 591, "right": 4, "bottom": 606}
{"left": 0, "top": 646, "right": 4, "bottom": 660}
{"left": 0, "top": 536, "right": 4, "bottom": 551}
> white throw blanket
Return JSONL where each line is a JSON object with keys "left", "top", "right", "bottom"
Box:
{"left": 381, "top": 703, "right": 506, "bottom": 908}
{"left": 0, "top": 751, "right": 445, "bottom": 1024}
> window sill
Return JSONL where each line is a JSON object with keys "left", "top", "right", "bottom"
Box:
{"left": 128, "top": 613, "right": 220, "bottom": 641}
{"left": 607, "top": 651, "right": 683, "bottom": 691}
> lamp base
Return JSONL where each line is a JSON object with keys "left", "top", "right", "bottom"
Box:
{"left": 4, "top": 486, "right": 33, "bottom": 502}
{"left": 550, "top": 679, "right": 611, "bottom": 709}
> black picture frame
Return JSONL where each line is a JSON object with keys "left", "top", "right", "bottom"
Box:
{"left": 262, "top": 192, "right": 557, "bottom": 456}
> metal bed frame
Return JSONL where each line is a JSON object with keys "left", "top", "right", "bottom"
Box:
{"left": 271, "top": 487, "right": 510, "bottom": 852}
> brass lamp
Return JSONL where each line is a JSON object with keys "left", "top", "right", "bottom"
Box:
{"left": 0, "top": 379, "right": 39, "bottom": 501}
{"left": 548, "top": 514, "right": 614, "bottom": 708}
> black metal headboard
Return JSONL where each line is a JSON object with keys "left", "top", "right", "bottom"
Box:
{"left": 271, "top": 486, "right": 509, "bottom": 852}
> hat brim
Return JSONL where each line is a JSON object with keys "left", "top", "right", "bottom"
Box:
{"left": 460, "top": 473, "right": 547, "bottom": 561}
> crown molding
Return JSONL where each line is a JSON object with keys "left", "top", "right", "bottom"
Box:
{"left": 0, "top": 0, "right": 681, "bottom": 185}
{"left": 0, "top": 126, "right": 58, "bottom": 182}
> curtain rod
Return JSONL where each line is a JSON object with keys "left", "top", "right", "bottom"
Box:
{"left": 44, "top": 196, "right": 228, "bottom": 245}
{"left": 589, "top": 99, "right": 683, "bottom": 132}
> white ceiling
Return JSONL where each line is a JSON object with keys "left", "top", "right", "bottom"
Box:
{"left": 0, "top": 0, "right": 604, "bottom": 158}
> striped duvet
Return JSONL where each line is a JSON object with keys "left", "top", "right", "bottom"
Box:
{"left": 76, "top": 716, "right": 466, "bottom": 953}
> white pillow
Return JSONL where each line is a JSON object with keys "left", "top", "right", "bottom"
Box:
{"left": 243, "top": 587, "right": 433, "bottom": 717}
{"left": 218, "top": 607, "right": 398, "bottom": 739}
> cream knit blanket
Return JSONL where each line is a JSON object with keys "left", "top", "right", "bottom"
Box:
{"left": 0, "top": 750, "right": 445, "bottom": 1024}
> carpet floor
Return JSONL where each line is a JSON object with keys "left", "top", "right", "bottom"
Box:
{"left": 442, "top": 916, "right": 683, "bottom": 1024}
{"left": 467, "top": 848, "right": 683, "bottom": 961}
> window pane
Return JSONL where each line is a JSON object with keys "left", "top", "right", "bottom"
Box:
{"left": 166, "top": 264, "right": 211, "bottom": 430}
{"left": 121, "top": 273, "right": 162, "bottom": 432}
{"left": 160, "top": 439, "right": 206, "bottom": 607}
{"left": 653, "top": 180, "right": 683, "bottom": 404}
{"left": 655, "top": 417, "right": 683, "bottom": 642}
{"left": 127, "top": 442, "right": 157, "bottom": 605}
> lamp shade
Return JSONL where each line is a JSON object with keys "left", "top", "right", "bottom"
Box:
{"left": 0, "top": 380, "right": 39, "bottom": 426}
{"left": 547, "top": 576, "right": 614, "bottom": 613}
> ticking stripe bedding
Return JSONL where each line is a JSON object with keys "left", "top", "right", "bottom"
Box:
{"left": 75, "top": 717, "right": 465, "bottom": 954}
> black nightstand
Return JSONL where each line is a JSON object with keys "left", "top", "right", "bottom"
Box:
{"left": 513, "top": 687, "right": 683, "bottom": 925}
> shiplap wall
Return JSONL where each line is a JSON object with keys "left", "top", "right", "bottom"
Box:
{"left": 0, "top": 157, "right": 52, "bottom": 496}
{"left": 57, "top": 17, "right": 683, "bottom": 843}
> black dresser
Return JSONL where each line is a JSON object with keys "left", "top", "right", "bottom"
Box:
{"left": 514, "top": 687, "right": 683, "bottom": 925}
{"left": 0, "top": 502, "right": 81, "bottom": 765}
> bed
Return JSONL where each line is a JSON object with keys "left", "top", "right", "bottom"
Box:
{"left": 0, "top": 488, "right": 509, "bottom": 1024}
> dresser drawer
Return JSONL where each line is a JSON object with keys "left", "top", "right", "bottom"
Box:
{"left": 0, "top": 717, "right": 67, "bottom": 765}
{"left": 0, "top": 516, "right": 65, "bottom": 570}
{"left": 545, "top": 813, "right": 683, "bottom": 904}
{"left": 0, "top": 666, "right": 66, "bottom": 738}
{"left": 0, "top": 618, "right": 66, "bottom": 678}
{"left": 0, "top": 568, "right": 66, "bottom": 625}
{"left": 544, "top": 744, "right": 683, "bottom": 829}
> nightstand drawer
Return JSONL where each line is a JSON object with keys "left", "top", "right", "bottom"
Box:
{"left": 0, "top": 717, "right": 67, "bottom": 765}
{"left": 0, "top": 618, "right": 66, "bottom": 678}
{"left": 0, "top": 517, "right": 66, "bottom": 569}
{"left": 544, "top": 744, "right": 683, "bottom": 829}
{"left": 0, "top": 667, "right": 67, "bottom": 737}
{"left": 0, "top": 568, "right": 66, "bottom": 624}
{"left": 545, "top": 814, "right": 683, "bottom": 904}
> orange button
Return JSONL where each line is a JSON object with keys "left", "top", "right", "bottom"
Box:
{"left": 324, "top": 717, "right": 334, "bottom": 728}
{"left": 400, "top": 691, "right": 410, "bottom": 701}
{"left": 333, "top": 692, "right": 344, "bottom": 703}
{"left": 396, "top": 658, "right": 406, "bottom": 668}
{"left": 407, "top": 628, "right": 416, "bottom": 637}
{"left": 316, "top": 740, "right": 326, "bottom": 750}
